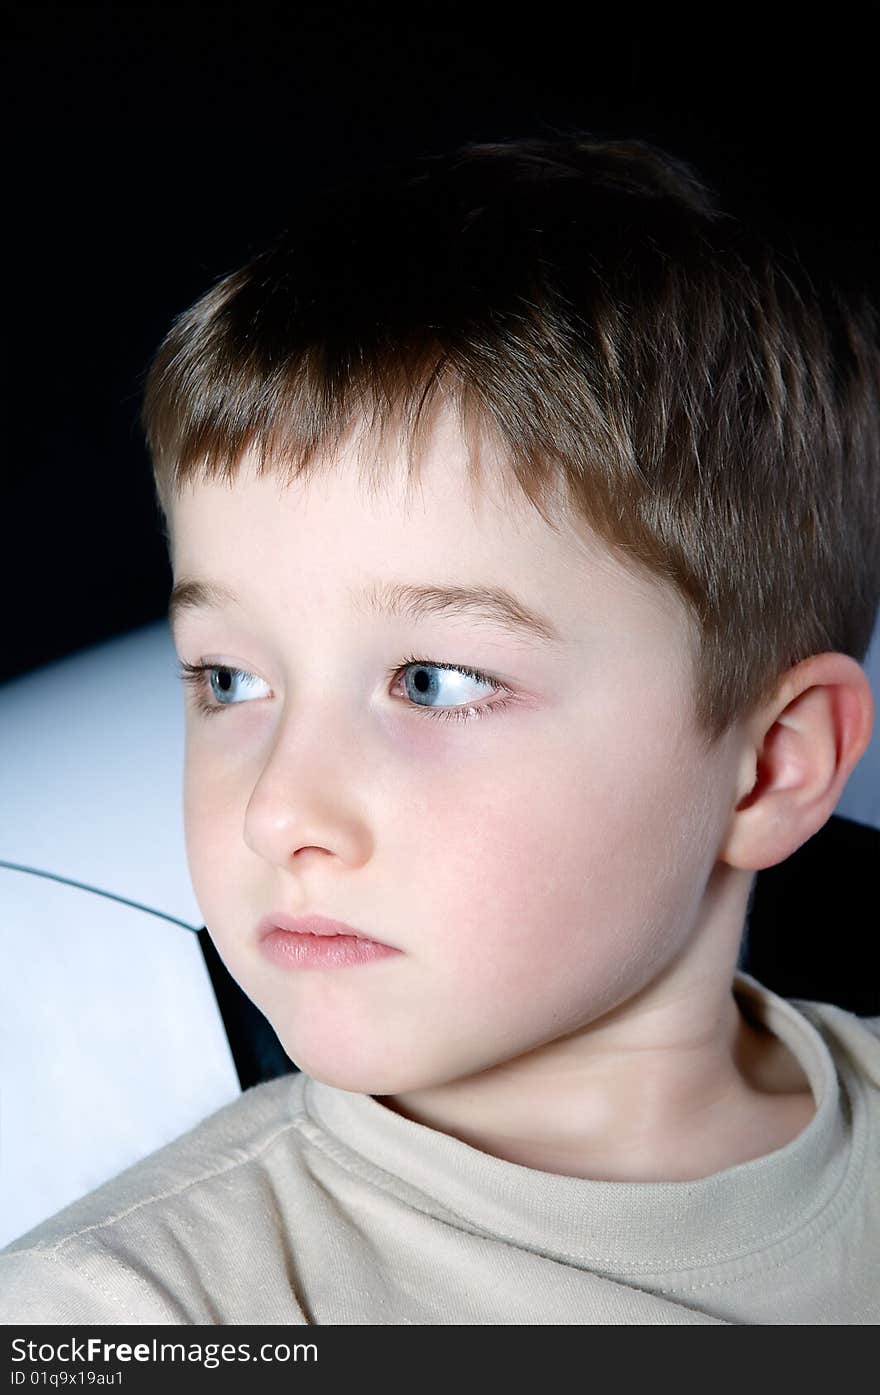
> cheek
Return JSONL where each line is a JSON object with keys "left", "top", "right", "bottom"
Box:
{"left": 181, "top": 759, "right": 243, "bottom": 930}
{"left": 406, "top": 712, "right": 716, "bottom": 993}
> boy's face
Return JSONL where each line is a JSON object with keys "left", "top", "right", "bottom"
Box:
{"left": 169, "top": 405, "right": 749, "bottom": 1102}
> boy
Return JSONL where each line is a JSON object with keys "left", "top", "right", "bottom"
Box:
{"left": 2, "top": 133, "right": 878, "bottom": 1325}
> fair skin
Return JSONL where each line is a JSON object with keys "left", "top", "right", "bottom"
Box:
{"left": 167, "top": 404, "right": 874, "bottom": 1183}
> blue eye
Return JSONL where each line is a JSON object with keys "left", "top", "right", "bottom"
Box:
{"left": 390, "top": 656, "right": 513, "bottom": 722}
{"left": 176, "top": 654, "right": 516, "bottom": 724}
{"left": 177, "top": 664, "right": 267, "bottom": 715}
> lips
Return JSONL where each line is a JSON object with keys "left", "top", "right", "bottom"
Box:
{"left": 256, "top": 912, "right": 389, "bottom": 946}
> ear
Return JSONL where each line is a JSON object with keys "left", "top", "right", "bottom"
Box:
{"left": 721, "top": 652, "right": 875, "bottom": 872}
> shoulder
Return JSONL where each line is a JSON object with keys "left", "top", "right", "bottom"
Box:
{"left": 0, "top": 1073, "right": 306, "bottom": 1325}
{"left": 0, "top": 1248, "right": 157, "bottom": 1324}
{"left": 789, "top": 997, "right": 880, "bottom": 1089}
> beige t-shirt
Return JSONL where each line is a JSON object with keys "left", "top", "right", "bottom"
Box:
{"left": 2, "top": 970, "right": 878, "bottom": 1325}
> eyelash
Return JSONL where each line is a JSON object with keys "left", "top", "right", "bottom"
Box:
{"left": 176, "top": 654, "right": 516, "bottom": 725}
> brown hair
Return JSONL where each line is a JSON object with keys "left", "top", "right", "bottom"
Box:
{"left": 141, "top": 132, "right": 880, "bottom": 751}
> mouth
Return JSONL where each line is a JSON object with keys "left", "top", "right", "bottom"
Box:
{"left": 256, "top": 912, "right": 392, "bottom": 947}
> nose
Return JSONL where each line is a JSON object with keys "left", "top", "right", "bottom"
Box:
{"left": 242, "top": 715, "right": 374, "bottom": 871}
{"left": 245, "top": 780, "right": 372, "bottom": 870}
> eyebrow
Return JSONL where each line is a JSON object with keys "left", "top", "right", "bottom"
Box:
{"left": 168, "top": 577, "right": 565, "bottom": 645}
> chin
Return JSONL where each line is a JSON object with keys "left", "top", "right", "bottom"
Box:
{"left": 278, "top": 1038, "right": 420, "bottom": 1097}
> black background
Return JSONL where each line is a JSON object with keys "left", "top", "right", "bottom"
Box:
{"left": 4, "top": 3, "right": 878, "bottom": 686}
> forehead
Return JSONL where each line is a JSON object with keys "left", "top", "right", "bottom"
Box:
{"left": 168, "top": 407, "right": 686, "bottom": 643}
{"left": 172, "top": 405, "right": 549, "bottom": 544}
